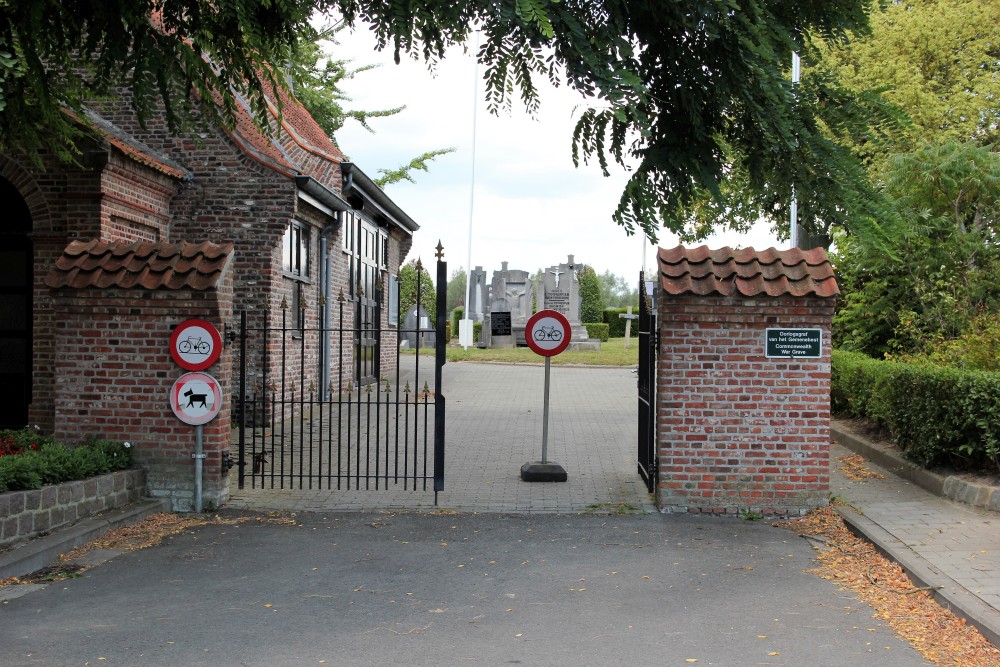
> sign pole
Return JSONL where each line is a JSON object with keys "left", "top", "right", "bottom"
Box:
{"left": 193, "top": 424, "right": 205, "bottom": 513}
{"left": 541, "top": 356, "right": 551, "bottom": 464}
{"left": 521, "top": 309, "right": 570, "bottom": 482}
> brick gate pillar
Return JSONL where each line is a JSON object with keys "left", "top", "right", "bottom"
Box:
{"left": 655, "top": 246, "right": 839, "bottom": 515}
{"left": 45, "top": 240, "right": 235, "bottom": 511}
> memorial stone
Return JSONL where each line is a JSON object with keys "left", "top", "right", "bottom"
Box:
{"left": 467, "top": 265, "right": 488, "bottom": 322}
{"left": 402, "top": 304, "right": 435, "bottom": 349}
{"left": 486, "top": 261, "right": 535, "bottom": 347}
{"left": 538, "top": 254, "right": 599, "bottom": 350}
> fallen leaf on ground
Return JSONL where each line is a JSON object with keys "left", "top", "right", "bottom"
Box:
{"left": 779, "top": 506, "right": 1000, "bottom": 666}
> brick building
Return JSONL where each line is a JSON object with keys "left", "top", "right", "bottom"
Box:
{"left": 0, "top": 82, "right": 418, "bottom": 509}
{"left": 654, "top": 245, "right": 839, "bottom": 515}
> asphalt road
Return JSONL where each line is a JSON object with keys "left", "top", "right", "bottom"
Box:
{"left": 0, "top": 510, "right": 931, "bottom": 667}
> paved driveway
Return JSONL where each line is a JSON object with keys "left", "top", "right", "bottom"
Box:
{"left": 226, "top": 361, "right": 654, "bottom": 513}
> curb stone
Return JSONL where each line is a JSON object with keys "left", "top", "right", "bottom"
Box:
{"left": 831, "top": 420, "right": 998, "bottom": 513}
{"left": 0, "top": 497, "right": 171, "bottom": 581}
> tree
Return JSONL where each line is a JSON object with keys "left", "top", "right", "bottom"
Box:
{"left": 816, "top": 0, "right": 1000, "bottom": 160}
{"left": 2, "top": 0, "right": 885, "bottom": 244}
{"left": 446, "top": 266, "right": 467, "bottom": 313}
{"left": 832, "top": 141, "right": 1000, "bottom": 357}
{"left": 287, "top": 22, "right": 455, "bottom": 188}
{"left": 578, "top": 266, "right": 604, "bottom": 324}
{"left": 597, "top": 270, "right": 638, "bottom": 309}
{"left": 398, "top": 259, "right": 436, "bottom": 322}
{"left": 0, "top": 0, "right": 316, "bottom": 163}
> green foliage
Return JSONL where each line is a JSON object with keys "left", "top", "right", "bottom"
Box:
{"left": 584, "top": 323, "right": 610, "bottom": 342}
{"left": 473, "top": 321, "right": 482, "bottom": 344}
{"left": 398, "top": 259, "right": 436, "bottom": 323}
{"left": 816, "top": 0, "right": 1000, "bottom": 166}
{"left": 597, "top": 271, "right": 639, "bottom": 309}
{"left": 287, "top": 21, "right": 455, "bottom": 187}
{"left": 578, "top": 266, "right": 604, "bottom": 324}
{"left": 446, "top": 268, "right": 468, "bottom": 314}
{"left": 603, "top": 308, "right": 636, "bottom": 338}
{"left": 3, "top": 0, "right": 903, "bottom": 243}
{"left": 894, "top": 314, "right": 1000, "bottom": 372}
{"left": 331, "top": 0, "right": 882, "bottom": 242}
{"left": 833, "top": 141, "right": 1000, "bottom": 358}
{"left": 451, "top": 307, "right": 464, "bottom": 339}
{"left": 0, "top": 0, "right": 315, "bottom": 163}
{"left": 0, "top": 432, "right": 132, "bottom": 493}
{"left": 831, "top": 350, "right": 1000, "bottom": 472}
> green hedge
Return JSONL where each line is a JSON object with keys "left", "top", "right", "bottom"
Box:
{"left": 451, "top": 307, "right": 463, "bottom": 338}
{"left": 584, "top": 323, "right": 610, "bottom": 342}
{"left": 832, "top": 350, "right": 1000, "bottom": 472}
{"left": 0, "top": 432, "right": 132, "bottom": 493}
{"left": 603, "top": 308, "right": 632, "bottom": 338}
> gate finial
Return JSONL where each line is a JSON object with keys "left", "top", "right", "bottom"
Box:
{"left": 435, "top": 241, "right": 444, "bottom": 260}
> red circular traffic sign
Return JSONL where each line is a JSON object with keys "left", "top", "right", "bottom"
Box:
{"left": 170, "top": 372, "right": 223, "bottom": 425}
{"left": 526, "top": 309, "right": 572, "bottom": 357}
{"left": 169, "top": 319, "right": 222, "bottom": 371}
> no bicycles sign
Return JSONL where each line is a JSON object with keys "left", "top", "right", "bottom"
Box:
{"left": 526, "top": 309, "right": 571, "bottom": 357}
{"left": 170, "top": 319, "right": 222, "bottom": 371}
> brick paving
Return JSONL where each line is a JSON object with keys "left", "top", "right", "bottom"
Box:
{"left": 226, "top": 360, "right": 654, "bottom": 514}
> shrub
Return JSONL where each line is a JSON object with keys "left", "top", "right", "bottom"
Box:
{"left": 452, "top": 307, "right": 464, "bottom": 338}
{"left": 603, "top": 308, "right": 630, "bottom": 338}
{"left": 584, "top": 323, "right": 610, "bottom": 342}
{"left": 0, "top": 431, "right": 132, "bottom": 493}
{"left": 831, "top": 350, "right": 1000, "bottom": 472}
{"left": 473, "top": 321, "right": 482, "bottom": 343}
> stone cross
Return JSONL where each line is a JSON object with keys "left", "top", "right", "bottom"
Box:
{"left": 550, "top": 267, "right": 564, "bottom": 289}
{"left": 619, "top": 305, "right": 638, "bottom": 349}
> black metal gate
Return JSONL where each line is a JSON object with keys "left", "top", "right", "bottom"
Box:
{"left": 637, "top": 271, "right": 658, "bottom": 493}
{"left": 235, "top": 252, "right": 447, "bottom": 502}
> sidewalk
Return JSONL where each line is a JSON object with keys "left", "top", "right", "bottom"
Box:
{"left": 831, "top": 420, "right": 1000, "bottom": 647}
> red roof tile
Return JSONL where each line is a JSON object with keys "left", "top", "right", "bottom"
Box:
{"left": 658, "top": 245, "right": 839, "bottom": 298}
{"left": 45, "top": 239, "right": 234, "bottom": 291}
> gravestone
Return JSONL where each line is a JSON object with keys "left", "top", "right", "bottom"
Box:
{"left": 486, "top": 261, "right": 534, "bottom": 347}
{"left": 467, "top": 266, "right": 488, "bottom": 322}
{"left": 402, "top": 304, "right": 435, "bottom": 349}
{"left": 538, "top": 255, "right": 598, "bottom": 350}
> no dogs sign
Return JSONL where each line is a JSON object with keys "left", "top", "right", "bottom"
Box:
{"left": 170, "top": 372, "right": 222, "bottom": 425}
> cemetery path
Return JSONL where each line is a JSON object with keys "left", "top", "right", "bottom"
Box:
{"left": 226, "top": 361, "right": 654, "bottom": 514}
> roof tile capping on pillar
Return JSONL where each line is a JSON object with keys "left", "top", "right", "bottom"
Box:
{"left": 654, "top": 245, "right": 839, "bottom": 516}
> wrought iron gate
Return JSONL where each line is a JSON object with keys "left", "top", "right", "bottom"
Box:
{"left": 637, "top": 271, "right": 658, "bottom": 493}
{"left": 235, "top": 253, "right": 447, "bottom": 502}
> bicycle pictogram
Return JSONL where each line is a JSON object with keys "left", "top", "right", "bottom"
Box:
{"left": 178, "top": 336, "right": 211, "bottom": 355}
{"left": 533, "top": 326, "right": 562, "bottom": 342}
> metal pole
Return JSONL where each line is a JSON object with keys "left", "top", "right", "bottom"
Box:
{"left": 541, "top": 356, "right": 551, "bottom": 464}
{"left": 790, "top": 51, "right": 801, "bottom": 249}
{"left": 193, "top": 424, "right": 204, "bottom": 513}
{"left": 461, "top": 32, "right": 480, "bottom": 350}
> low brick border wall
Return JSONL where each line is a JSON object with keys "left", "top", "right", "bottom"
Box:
{"left": 0, "top": 469, "right": 146, "bottom": 550}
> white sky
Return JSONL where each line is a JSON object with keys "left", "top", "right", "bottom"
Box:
{"left": 332, "top": 26, "right": 780, "bottom": 282}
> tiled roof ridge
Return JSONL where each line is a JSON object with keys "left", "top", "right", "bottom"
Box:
{"left": 657, "top": 244, "right": 839, "bottom": 298}
{"left": 46, "top": 239, "right": 234, "bottom": 291}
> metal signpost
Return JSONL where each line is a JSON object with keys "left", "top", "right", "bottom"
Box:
{"left": 521, "top": 309, "right": 571, "bottom": 482}
{"left": 169, "top": 319, "right": 223, "bottom": 512}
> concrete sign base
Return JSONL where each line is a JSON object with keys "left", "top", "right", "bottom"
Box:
{"left": 520, "top": 461, "right": 568, "bottom": 483}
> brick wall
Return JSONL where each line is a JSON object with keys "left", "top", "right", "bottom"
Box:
{"left": 50, "top": 279, "right": 234, "bottom": 512}
{"left": 656, "top": 294, "right": 834, "bottom": 515}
